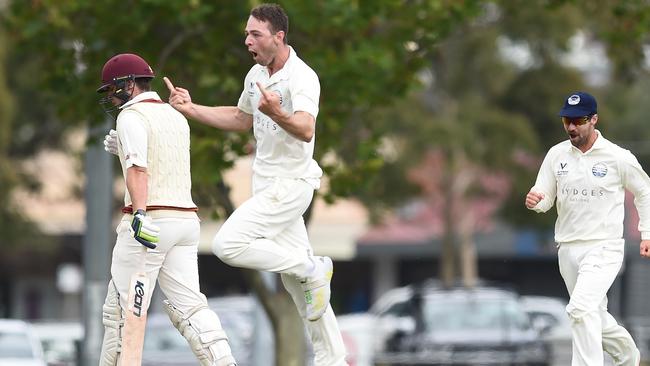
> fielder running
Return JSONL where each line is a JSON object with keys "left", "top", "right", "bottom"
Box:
{"left": 165, "top": 3, "right": 348, "bottom": 365}
{"left": 97, "top": 53, "right": 237, "bottom": 366}
{"left": 525, "top": 91, "right": 648, "bottom": 366}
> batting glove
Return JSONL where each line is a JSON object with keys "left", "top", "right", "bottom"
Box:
{"left": 129, "top": 209, "right": 160, "bottom": 249}
{"left": 103, "top": 129, "right": 118, "bottom": 155}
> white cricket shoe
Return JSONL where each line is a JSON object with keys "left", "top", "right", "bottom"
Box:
{"left": 301, "top": 256, "right": 333, "bottom": 321}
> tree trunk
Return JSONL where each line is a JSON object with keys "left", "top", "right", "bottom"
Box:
{"left": 440, "top": 178, "right": 456, "bottom": 288}
{"left": 241, "top": 269, "right": 307, "bottom": 366}
{"left": 452, "top": 152, "right": 478, "bottom": 288}
{"left": 440, "top": 233, "right": 456, "bottom": 288}
{"left": 271, "top": 294, "right": 307, "bottom": 366}
{"left": 459, "top": 231, "right": 478, "bottom": 288}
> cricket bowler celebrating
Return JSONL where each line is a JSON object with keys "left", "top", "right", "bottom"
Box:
{"left": 525, "top": 91, "right": 648, "bottom": 365}
{"left": 97, "top": 53, "right": 237, "bottom": 366}
{"left": 165, "top": 3, "right": 348, "bottom": 365}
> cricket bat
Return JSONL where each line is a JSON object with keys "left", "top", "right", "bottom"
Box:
{"left": 120, "top": 247, "right": 150, "bottom": 365}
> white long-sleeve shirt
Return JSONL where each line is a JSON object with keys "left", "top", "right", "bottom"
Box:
{"left": 530, "top": 130, "right": 650, "bottom": 243}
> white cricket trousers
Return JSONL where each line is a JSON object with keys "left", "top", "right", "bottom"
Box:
{"left": 110, "top": 213, "right": 215, "bottom": 322}
{"left": 558, "top": 239, "right": 639, "bottom": 366}
{"left": 213, "top": 175, "right": 349, "bottom": 366}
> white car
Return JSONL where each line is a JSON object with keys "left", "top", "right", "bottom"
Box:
{"left": 337, "top": 313, "right": 376, "bottom": 366}
{"left": 520, "top": 295, "right": 572, "bottom": 366}
{"left": 0, "top": 319, "right": 47, "bottom": 366}
{"left": 142, "top": 294, "right": 274, "bottom": 366}
{"left": 31, "top": 321, "right": 83, "bottom": 366}
{"left": 346, "top": 282, "right": 551, "bottom": 365}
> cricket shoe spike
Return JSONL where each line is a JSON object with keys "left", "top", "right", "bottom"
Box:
{"left": 301, "top": 256, "right": 333, "bottom": 321}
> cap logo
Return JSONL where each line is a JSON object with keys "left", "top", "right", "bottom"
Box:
{"left": 568, "top": 95, "right": 580, "bottom": 105}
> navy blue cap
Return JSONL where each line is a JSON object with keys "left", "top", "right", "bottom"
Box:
{"left": 559, "top": 92, "right": 597, "bottom": 117}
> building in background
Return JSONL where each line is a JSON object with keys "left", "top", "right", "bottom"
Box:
{"left": 4, "top": 150, "right": 647, "bottom": 328}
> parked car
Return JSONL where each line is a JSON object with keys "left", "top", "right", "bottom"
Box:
{"left": 142, "top": 294, "right": 273, "bottom": 366}
{"left": 31, "top": 321, "right": 83, "bottom": 366}
{"left": 368, "top": 283, "right": 420, "bottom": 355}
{"left": 142, "top": 312, "right": 196, "bottom": 366}
{"left": 371, "top": 283, "right": 550, "bottom": 365}
{"left": 207, "top": 295, "right": 274, "bottom": 366}
{"left": 520, "top": 295, "right": 572, "bottom": 366}
{"left": 0, "top": 319, "right": 47, "bottom": 366}
{"left": 337, "top": 313, "right": 376, "bottom": 366}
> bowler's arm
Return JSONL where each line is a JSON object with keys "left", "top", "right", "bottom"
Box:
{"left": 185, "top": 105, "right": 253, "bottom": 132}
{"left": 258, "top": 109, "right": 315, "bottom": 142}
{"left": 164, "top": 76, "right": 253, "bottom": 132}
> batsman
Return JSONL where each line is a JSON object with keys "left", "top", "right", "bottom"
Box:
{"left": 96, "top": 53, "right": 237, "bottom": 366}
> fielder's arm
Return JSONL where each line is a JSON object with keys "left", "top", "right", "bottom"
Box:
{"left": 527, "top": 150, "right": 557, "bottom": 213}
{"left": 640, "top": 241, "right": 650, "bottom": 258}
{"left": 164, "top": 76, "right": 253, "bottom": 132}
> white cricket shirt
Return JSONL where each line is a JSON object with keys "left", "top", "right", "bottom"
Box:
{"left": 530, "top": 130, "right": 650, "bottom": 243}
{"left": 237, "top": 46, "right": 323, "bottom": 188}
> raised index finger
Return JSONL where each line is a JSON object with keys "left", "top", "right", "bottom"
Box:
{"left": 163, "top": 77, "right": 175, "bottom": 93}
{"left": 256, "top": 82, "right": 270, "bottom": 99}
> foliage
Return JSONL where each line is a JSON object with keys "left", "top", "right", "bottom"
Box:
{"left": 2, "top": 0, "right": 483, "bottom": 362}
{"left": 0, "top": 26, "right": 45, "bottom": 249}
{"left": 4, "top": 0, "right": 650, "bottom": 257}
{"left": 2, "top": 0, "right": 483, "bottom": 215}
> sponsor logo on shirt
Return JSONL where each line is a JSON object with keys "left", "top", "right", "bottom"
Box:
{"left": 560, "top": 186, "right": 605, "bottom": 202}
{"left": 556, "top": 162, "right": 569, "bottom": 176}
{"left": 254, "top": 114, "right": 278, "bottom": 132}
{"left": 592, "top": 162, "right": 608, "bottom": 177}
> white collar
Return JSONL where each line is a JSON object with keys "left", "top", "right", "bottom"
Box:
{"left": 120, "top": 91, "right": 161, "bottom": 109}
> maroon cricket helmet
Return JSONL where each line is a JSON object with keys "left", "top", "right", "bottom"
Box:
{"left": 96, "top": 53, "right": 155, "bottom": 93}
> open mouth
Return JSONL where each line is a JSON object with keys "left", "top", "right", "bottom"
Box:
{"left": 249, "top": 50, "right": 258, "bottom": 58}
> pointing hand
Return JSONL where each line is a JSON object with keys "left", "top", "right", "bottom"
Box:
{"left": 164, "top": 76, "right": 193, "bottom": 115}
{"left": 256, "top": 82, "right": 283, "bottom": 119}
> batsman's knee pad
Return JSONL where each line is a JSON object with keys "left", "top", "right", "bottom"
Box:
{"left": 163, "top": 300, "right": 237, "bottom": 366}
{"left": 100, "top": 280, "right": 123, "bottom": 366}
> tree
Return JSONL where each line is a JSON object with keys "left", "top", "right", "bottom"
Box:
{"left": 0, "top": 24, "right": 45, "bottom": 251}
{"left": 355, "top": 0, "right": 650, "bottom": 287}
{"left": 2, "top": 0, "right": 481, "bottom": 363}
{"left": 368, "top": 90, "right": 538, "bottom": 287}
{"left": 355, "top": 0, "right": 601, "bottom": 286}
